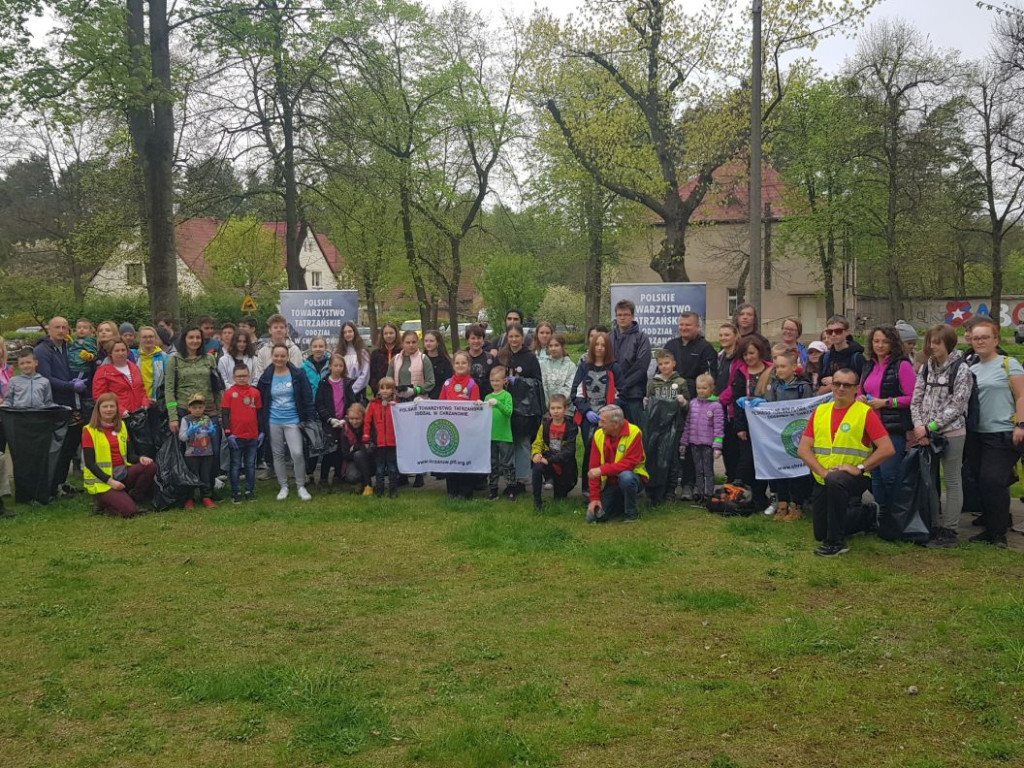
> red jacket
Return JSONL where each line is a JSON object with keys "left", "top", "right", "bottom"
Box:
{"left": 92, "top": 361, "right": 150, "bottom": 413}
{"left": 588, "top": 420, "right": 648, "bottom": 501}
{"left": 364, "top": 397, "right": 397, "bottom": 447}
{"left": 440, "top": 374, "right": 480, "bottom": 401}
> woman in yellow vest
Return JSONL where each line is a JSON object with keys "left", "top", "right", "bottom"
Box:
{"left": 797, "top": 368, "right": 894, "bottom": 557}
{"left": 83, "top": 392, "right": 157, "bottom": 517}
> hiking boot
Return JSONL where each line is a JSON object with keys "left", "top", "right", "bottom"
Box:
{"left": 774, "top": 501, "right": 790, "bottom": 521}
{"left": 786, "top": 504, "right": 803, "bottom": 522}
{"left": 814, "top": 542, "right": 850, "bottom": 557}
{"left": 361, "top": 485, "right": 374, "bottom": 497}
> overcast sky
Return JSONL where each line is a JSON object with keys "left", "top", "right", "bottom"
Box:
{"left": 424, "top": 0, "right": 1001, "bottom": 71}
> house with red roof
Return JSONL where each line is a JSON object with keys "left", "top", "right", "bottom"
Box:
{"left": 617, "top": 162, "right": 852, "bottom": 337}
{"left": 88, "top": 218, "right": 348, "bottom": 297}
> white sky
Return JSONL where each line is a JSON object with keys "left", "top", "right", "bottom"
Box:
{"left": 424, "top": 0, "right": 1001, "bottom": 71}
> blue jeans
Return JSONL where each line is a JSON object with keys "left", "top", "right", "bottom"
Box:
{"left": 871, "top": 432, "right": 906, "bottom": 514}
{"left": 597, "top": 470, "right": 643, "bottom": 521}
{"left": 229, "top": 437, "right": 258, "bottom": 495}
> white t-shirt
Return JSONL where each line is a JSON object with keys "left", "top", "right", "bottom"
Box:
{"left": 971, "top": 355, "right": 1024, "bottom": 433}
{"left": 115, "top": 364, "right": 132, "bottom": 383}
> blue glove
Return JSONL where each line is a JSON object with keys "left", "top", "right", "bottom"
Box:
{"left": 227, "top": 435, "right": 239, "bottom": 450}
{"left": 748, "top": 397, "right": 766, "bottom": 408}
{"left": 257, "top": 433, "right": 265, "bottom": 449}
{"left": 72, "top": 377, "right": 87, "bottom": 394}
{"left": 586, "top": 410, "right": 600, "bottom": 425}
{"left": 507, "top": 375, "right": 518, "bottom": 385}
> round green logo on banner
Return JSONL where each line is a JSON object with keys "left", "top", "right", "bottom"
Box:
{"left": 427, "top": 419, "right": 459, "bottom": 458}
{"left": 781, "top": 419, "right": 808, "bottom": 458}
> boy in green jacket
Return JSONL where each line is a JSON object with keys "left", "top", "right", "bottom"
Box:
{"left": 485, "top": 365, "right": 515, "bottom": 500}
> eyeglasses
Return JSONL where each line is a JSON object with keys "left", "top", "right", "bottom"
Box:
{"left": 832, "top": 382, "right": 857, "bottom": 389}
{"left": 824, "top": 328, "right": 845, "bottom": 335}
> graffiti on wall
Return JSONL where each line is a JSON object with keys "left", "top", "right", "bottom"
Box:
{"left": 943, "top": 300, "right": 1024, "bottom": 327}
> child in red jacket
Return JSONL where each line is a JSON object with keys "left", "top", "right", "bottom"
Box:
{"left": 364, "top": 376, "right": 399, "bottom": 497}
{"left": 440, "top": 351, "right": 481, "bottom": 499}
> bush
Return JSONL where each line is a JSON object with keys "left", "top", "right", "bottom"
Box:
{"left": 537, "top": 285, "right": 585, "bottom": 332}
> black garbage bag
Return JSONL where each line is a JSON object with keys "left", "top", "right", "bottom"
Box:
{"left": 880, "top": 441, "right": 943, "bottom": 544}
{"left": 152, "top": 437, "right": 203, "bottom": 511}
{"left": 641, "top": 397, "right": 682, "bottom": 490}
{"left": 125, "top": 408, "right": 153, "bottom": 458}
{"left": 301, "top": 418, "right": 335, "bottom": 459}
{"left": 509, "top": 377, "right": 544, "bottom": 441}
{"left": 0, "top": 406, "right": 72, "bottom": 504}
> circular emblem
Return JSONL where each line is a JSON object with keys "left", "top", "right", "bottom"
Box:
{"left": 427, "top": 419, "right": 460, "bottom": 458}
{"left": 454, "top": 383, "right": 463, "bottom": 393}
{"left": 232, "top": 391, "right": 239, "bottom": 398}
{"left": 243, "top": 396, "right": 252, "bottom": 405}
{"left": 840, "top": 423, "right": 852, "bottom": 433}
{"left": 781, "top": 419, "right": 808, "bottom": 458}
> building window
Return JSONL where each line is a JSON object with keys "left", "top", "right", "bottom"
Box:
{"left": 309, "top": 270, "right": 322, "bottom": 288}
{"left": 728, "top": 288, "right": 739, "bottom": 317}
{"left": 126, "top": 262, "right": 146, "bottom": 287}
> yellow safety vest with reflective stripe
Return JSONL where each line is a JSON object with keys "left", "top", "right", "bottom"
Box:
{"left": 811, "top": 400, "right": 873, "bottom": 485}
{"left": 593, "top": 422, "right": 649, "bottom": 489}
{"left": 82, "top": 423, "right": 131, "bottom": 495}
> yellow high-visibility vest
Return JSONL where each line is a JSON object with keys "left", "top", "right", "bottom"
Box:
{"left": 593, "top": 422, "right": 649, "bottom": 488}
{"left": 811, "top": 401, "right": 873, "bottom": 485}
{"left": 82, "top": 423, "right": 131, "bottom": 495}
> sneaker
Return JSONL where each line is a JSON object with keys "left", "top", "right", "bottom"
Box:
{"left": 969, "top": 530, "right": 993, "bottom": 544}
{"left": 244, "top": 492, "right": 254, "bottom": 503}
{"left": 543, "top": 481, "right": 553, "bottom": 490}
{"left": 1012, "top": 521, "right": 1024, "bottom": 534}
{"left": 298, "top": 486, "right": 312, "bottom": 502}
{"left": 276, "top": 486, "right": 289, "bottom": 501}
{"left": 814, "top": 543, "right": 850, "bottom": 557}
{"left": 388, "top": 488, "right": 398, "bottom": 499}
{"left": 184, "top": 500, "right": 195, "bottom": 510}
{"left": 971, "top": 515, "right": 986, "bottom": 527}
{"left": 413, "top": 475, "right": 424, "bottom": 488}
{"left": 60, "top": 483, "right": 82, "bottom": 496}
{"left": 232, "top": 494, "right": 243, "bottom": 505}
{"left": 202, "top": 498, "right": 216, "bottom": 509}
{"left": 927, "top": 528, "right": 959, "bottom": 548}
{"left": 488, "top": 490, "right": 499, "bottom": 501}
{"left": 677, "top": 485, "right": 694, "bottom": 502}
{"left": 623, "top": 516, "right": 640, "bottom": 523}
{"left": 763, "top": 500, "right": 778, "bottom": 517}
{"left": 993, "top": 534, "right": 1008, "bottom": 549}
{"left": 1, "top": 507, "right": 16, "bottom": 519}
{"left": 361, "top": 485, "right": 374, "bottom": 497}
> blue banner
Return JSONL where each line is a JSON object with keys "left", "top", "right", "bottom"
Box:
{"left": 278, "top": 290, "right": 359, "bottom": 348}
{"left": 609, "top": 283, "right": 707, "bottom": 347}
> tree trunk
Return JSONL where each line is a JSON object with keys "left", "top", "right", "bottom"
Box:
{"left": 275, "top": 28, "right": 306, "bottom": 291}
{"left": 448, "top": 237, "right": 461, "bottom": 351}
{"left": 816, "top": 231, "right": 836, "bottom": 319}
{"left": 736, "top": 260, "right": 749, "bottom": 304}
{"left": 650, "top": 217, "right": 690, "bottom": 282}
{"left": 954, "top": 241, "right": 967, "bottom": 300}
{"left": 398, "top": 173, "right": 429, "bottom": 328}
{"left": 990, "top": 228, "right": 1004, "bottom": 325}
{"left": 583, "top": 185, "right": 604, "bottom": 328}
{"left": 364, "top": 280, "right": 379, "bottom": 347}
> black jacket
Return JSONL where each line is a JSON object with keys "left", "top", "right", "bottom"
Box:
{"left": 426, "top": 354, "right": 453, "bottom": 400}
{"left": 822, "top": 336, "right": 865, "bottom": 380}
{"left": 257, "top": 363, "right": 316, "bottom": 435}
{"left": 315, "top": 376, "right": 357, "bottom": 425}
{"left": 34, "top": 337, "right": 77, "bottom": 408}
{"left": 663, "top": 335, "right": 718, "bottom": 399}
{"left": 611, "top": 321, "right": 652, "bottom": 401}
{"left": 536, "top": 416, "right": 579, "bottom": 469}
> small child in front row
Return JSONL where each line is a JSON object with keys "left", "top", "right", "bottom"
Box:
{"left": 679, "top": 373, "right": 723, "bottom": 503}
{"left": 364, "top": 376, "right": 399, "bottom": 497}
{"left": 179, "top": 393, "right": 218, "bottom": 508}
{"left": 441, "top": 350, "right": 481, "bottom": 500}
{"left": 531, "top": 393, "right": 579, "bottom": 510}
{"left": 485, "top": 365, "right": 515, "bottom": 501}
{"left": 222, "top": 363, "right": 262, "bottom": 503}
{"left": 761, "top": 349, "right": 815, "bottom": 522}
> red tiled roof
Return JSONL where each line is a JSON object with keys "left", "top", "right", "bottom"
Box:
{"left": 175, "top": 218, "right": 343, "bottom": 280}
{"left": 677, "top": 162, "right": 794, "bottom": 224}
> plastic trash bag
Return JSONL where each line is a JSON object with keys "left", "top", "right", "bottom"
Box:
{"left": 152, "top": 437, "right": 203, "bottom": 511}
{"left": 641, "top": 397, "right": 682, "bottom": 490}
{"left": 301, "top": 419, "right": 335, "bottom": 459}
{"left": 509, "top": 377, "right": 544, "bottom": 441}
{"left": 880, "top": 439, "right": 944, "bottom": 544}
{"left": 0, "top": 406, "right": 72, "bottom": 504}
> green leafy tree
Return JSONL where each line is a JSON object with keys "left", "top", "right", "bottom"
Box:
{"left": 537, "top": 285, "right": 585, "bottom": 331}
{"left": 204, "top": 216, "right": 286, "bottom": 301}
{"left": 478, "top": 254, "right": 543, "bottom": 326}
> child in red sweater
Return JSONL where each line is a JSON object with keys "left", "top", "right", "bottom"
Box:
{"left": 364, "top": 376, "right": 399, "bottom": 497}
{"left": 440, "top": 351, "right": 481, "bottom": 499}
{"left": 221, "top": 364, "right": 263, "bottom": 503}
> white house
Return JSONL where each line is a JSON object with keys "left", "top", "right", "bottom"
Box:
{"left": 88, "top": 218, "right": 347, "bottom": 297}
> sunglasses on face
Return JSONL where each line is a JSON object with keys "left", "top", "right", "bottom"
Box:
{"left": 832, "top": 381, "right": 857, "bottom": 389}
{"left": 825, "top": 328, "right": 845, "bottom": 335}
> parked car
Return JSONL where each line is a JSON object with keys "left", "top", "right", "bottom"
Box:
{"left": 15, "top": 325, "right": 42, "bottom": 335}
{"left": 358, "top": 326, "right": 373, "bottom": 345}
{"left": 400, "top": 320, "right": 423, "bottom": 339}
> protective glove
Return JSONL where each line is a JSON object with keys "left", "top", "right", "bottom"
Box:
{"left": 676, "top": 395, "right": 687, "bottom": 404}
{"left": 227, "top": 435, "right": 239, "bottom": 450}
{"left": 506, "top": 375, "right": 518, "bottom": 385}
{"left": 72, "top": 377, "right": 87, "bottom": 394}
{"left": 586, "top": 410, "right": 600, "bottom": 425}
{"left": 329, "top": 418, "right": 344, "bottom": 429}
{"left": 487, "top": 399, "right": 498, "bottom": 407}
{"left": 748, "top": 397, "right": 766, "bottom": 408}
{"left": 397, "top": 385, "right": 415, "bottom": 399}
{"left": 257, "top": 433, "right": 265, "bottom": 449}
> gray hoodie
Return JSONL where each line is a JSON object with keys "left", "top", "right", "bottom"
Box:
{"left": 910, "top": 349, "right": 972, "bottom": 435}
{"left": 3, "top": 373, "right": 54, "bottom": 409}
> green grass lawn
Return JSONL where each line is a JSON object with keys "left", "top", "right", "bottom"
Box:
{"left": 1, "top": 485, "right": 1023, "bottom": 768}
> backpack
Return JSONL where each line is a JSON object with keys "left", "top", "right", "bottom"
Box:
{"left": 706, "top": 482, "right": 756, "bottom": 517}
{"left": 922, "top": 356, "right": 988, "bottom": 433}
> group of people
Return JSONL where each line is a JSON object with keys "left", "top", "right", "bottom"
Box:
{"left": 0, "top": 303, "right": 1021, "bottom": 557}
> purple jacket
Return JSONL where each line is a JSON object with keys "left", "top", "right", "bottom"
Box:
{"left": 680, "top": 396, "right": 724, "bottom": 448}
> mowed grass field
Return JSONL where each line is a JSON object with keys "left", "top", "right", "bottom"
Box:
{"left": 1, "top": 485, "right": 1023, "bottom": 768}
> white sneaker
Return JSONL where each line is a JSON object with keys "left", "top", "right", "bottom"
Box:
{"left": 543, "top": 481, "right": 553, "bottom": 490}
{"left": 763, "top": 501, "right": 778, "bottom": 516}
{"left": 298, "top": 486, "right": 312, "bottom": 501}
{"left": 276, "top": 486, "right": 289, "bottom": 501}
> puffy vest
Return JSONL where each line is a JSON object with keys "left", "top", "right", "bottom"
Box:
{"left": 593, "top": 422, "right": 649, "bottom": 488}
{"left": 811, "top": 401, "right": 873, "bottom": 485}
{"left": 861, "top": 357, "right": 913, "bottom": 434}
{"left": 82, "top": 423, "right": 131, "bottom": 495}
